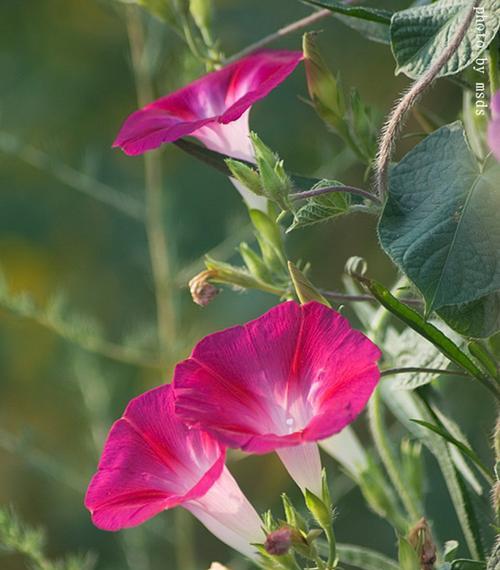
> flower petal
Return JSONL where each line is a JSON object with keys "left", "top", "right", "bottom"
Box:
{"left": 113, "top": 50, "right": 302, "bottom": 156}
{"left": 85, "top": 385, "right": 224, "bottom": 531}
{"left": 174, "top": 301, "right": 381, "bottom": 454}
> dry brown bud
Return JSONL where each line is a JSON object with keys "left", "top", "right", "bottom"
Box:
{"left": 407, "top": 518, "right": 437, "bottom": 570}
{"left": 189, "top": 270, "right": 220, "bottom": 307}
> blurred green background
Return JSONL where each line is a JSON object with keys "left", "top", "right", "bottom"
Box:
{"left": 0, "top": 1, "right": 495, "bottom": 569}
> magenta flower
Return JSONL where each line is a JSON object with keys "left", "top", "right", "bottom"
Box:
{"left": 488, "top": 90, "right": 500, "bottom": 161}
{"left": 113, "top": 50, "right": 303, "bottom": 208}
{"left": 85, "top": 385, "right": 264, "bottom": 558}
{"left": 173, "top": 301, "right": 381, "bottom": 496}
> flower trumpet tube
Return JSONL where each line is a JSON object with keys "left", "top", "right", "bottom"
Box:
{"left": 173, "top": 301, "right": 381, "bottom": 496}
{"left": 113, "top": 50, "right": 303, "bottom": 209}
{"left": 85, "top": 385, "right": 264, "bottom": 559}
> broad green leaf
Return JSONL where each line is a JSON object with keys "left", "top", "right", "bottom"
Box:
{"left": 288, "top": 181, "right": 351, "bottom": 232}
{"left": 337, "top": 544, "right": 399, "bottom": 570}
{"left": 390, "top": 0, "right": 500, "bottom": 79}
{"left": 398, "top": 537, "right": 420, "bottom": 570}
{"left": 288, "top": 262, "right": 329, "bottom": 306}
{"left": 354, "top": 275, "right": 488, "bottom": 385}
{"left": 438, "top": 292, "right": 500, "bottom": 339}
{"left": 378, "top": 123, "right": 500, "bottom": 314}
{"left": 302, "top": 0, "right": 392, "bottom": 25}
{"left": 334, "top": 13, "right": 390, "bottom": 44}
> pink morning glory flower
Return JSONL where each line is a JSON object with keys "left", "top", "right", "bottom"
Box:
{"left": 173, "top": 301, "right": 381, "bottom": 496}
{"left": 488, "top": 90, "right": 500, "bottom": 161}
{"left": 113, "top": 50, "right": 303, "bottom": 209}
{"left": 85, "top": 385, "right": 264, "bottom": 559}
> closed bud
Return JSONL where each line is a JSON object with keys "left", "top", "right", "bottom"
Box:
{"left": 302, "top": 32, "right": 347, "bottom": 136}
{"left": 208, "top": 564, "right": 230, "bottom": 570}
{"left": 407, "top": 518, "right": 437, "bottom": 570}
{"left": 250, "top": 132, "right": 292, "bottom": 210}
{"left": 189, "top": 270, "right": 220, "bottom": 306}
{"left": 226, "top": 158, "right": 263, "bottom": 196}
{"left": 264, "top": 527, "right": 293, "bottom": 556}
{"left": 190, "top": 0, "right": 212, "bottom": 31}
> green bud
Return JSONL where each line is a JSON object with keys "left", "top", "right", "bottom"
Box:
{"left": 249, "top": 209, "right": 287, "bottom": 274}
{"left": 250, "top": 132, "right": 292, "bottom": 210}
{"left": 288, "top": 261, "right": 329, "bottom": 306}
{"left": 305, "top": 489, "right": 331, "bottom": 531}
{"left": 281, "top": 494, "right": 308, "bottom": 533}
{"left": 189, "top": 0, "right": 212, "bottom": 31}
{"left": 302, "top": 32, "right": 347, "bottom": 136}
{"left": 239, "top": 243, "right": 272, "bottom": 283}
{"left": 225, "top": 158, "right": 263, "bottom": 196}
{"left": 400, "top": 438, "right": 423, "bottom": 503}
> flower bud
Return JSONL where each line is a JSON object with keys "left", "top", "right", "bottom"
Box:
{"left": 189, "top": 270, "right": 220, "bottom": 306}
{"left": 407, "top": 518, "right": 437, "bottom": 570}
{"left": 208, "top": 564, "right": 230, "bottom": 570}
{"left": 264, "top": 527, "right": 293, "bottom": 556}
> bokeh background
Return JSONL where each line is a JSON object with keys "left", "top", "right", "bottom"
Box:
{"left": 0, "top": 1, "right": 495, "bottom": 569}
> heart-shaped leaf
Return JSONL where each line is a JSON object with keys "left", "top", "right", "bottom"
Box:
{"left": 378, "top": 122, "right": 500, "bottom": 316}
{"left": 390, "top": 0, "right": 500, "bottom": 79}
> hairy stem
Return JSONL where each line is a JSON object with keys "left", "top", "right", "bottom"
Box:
{"left": 291, "top": 184, "right": 382, "bottom": 205}
{"left": 380, "top": 367, "right": 469, "bottom": 378}
{"left": 225, "top": 9, "right": 331, "bottom": 64}
{"left": 375, "top": 0, "right": 480, "bottom": 198}
{"left": 368, "top": 390, "right": 422, "bottom": 523}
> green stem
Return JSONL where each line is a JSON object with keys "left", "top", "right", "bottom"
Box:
{"left": 325, "top": 525, "right": 338, "bottom": 569}
{"left": 126, "top": 7, "right": 176, "bottom": 357}
{"left": 126, "top": 7, "right": 195, "bottom": 570}
{"left": 368, "top": 390, "right": 421, "bottom": 524}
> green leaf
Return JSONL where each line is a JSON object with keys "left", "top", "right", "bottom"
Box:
{"left": 398, "top": 536, "right": 420, "bottom": 570}
{"left": 288, "top": 180, "right": 351, "bottom": 232}
{"left": 378, "top": 123, "right": 500, "bottom": 314}
{"left": 336, "top": 544, "right": 399, "bottom": 570}
{"left": 411, "top": 420, "right": 493, "bottom": 484}
{"left": 288, "top": 262, "right": 329, "bottom": 306}
{"left": 302, "top": 0, "right": 392, "bottom": 25}
{"left": 438, "top": 292, "right": 500, "bottom": 339}
{"left": 354, "top": 275, "right": 489, "bottom": 386}
{"left": 390, "top": 0, "right": 500, "bottom": 79}
{"left": 468, "top": 340, "right": 499, "bottom": 379}
{"left": 334, "top": 13, "right": 390, "bottom": 44}
{"left": 380, "top": 388, "right": 483, "bottom": 559}
{"left": 451, "top": 560, "right": 486, "bottom": 569}
{"left": 444, "top": 540, "right": 460, "bottom": 562}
